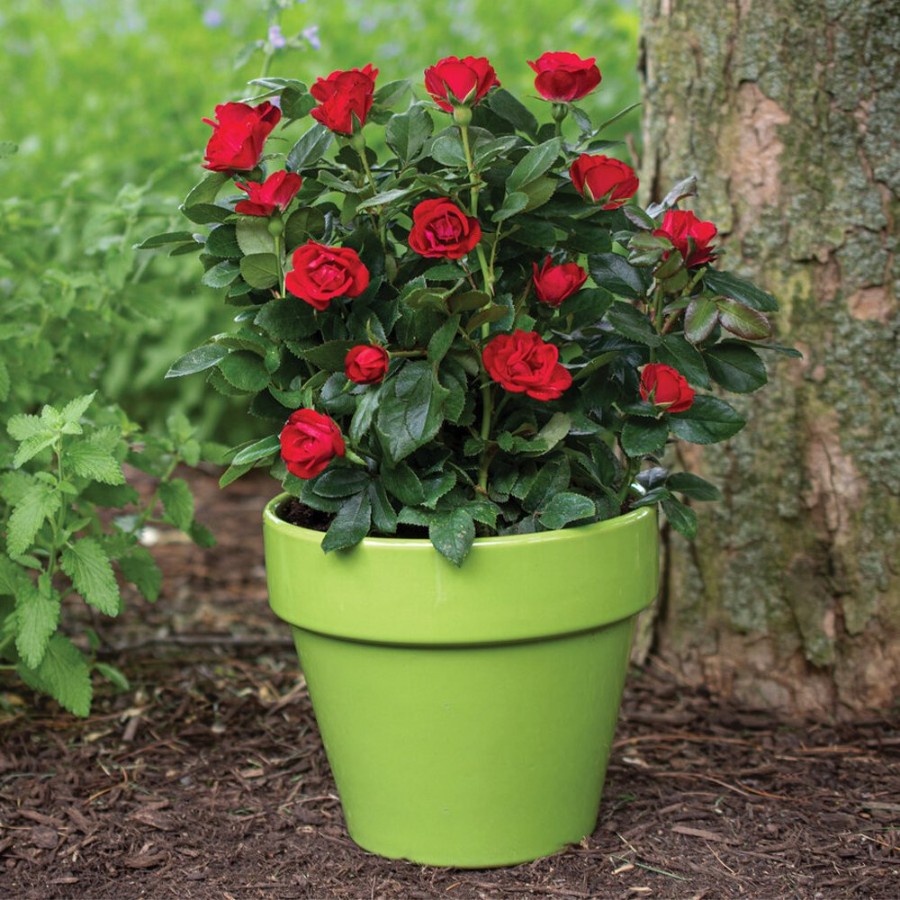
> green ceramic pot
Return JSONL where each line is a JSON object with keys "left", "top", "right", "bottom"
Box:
{"left": 264, "top": 496, "right": 658, "bottom": 868}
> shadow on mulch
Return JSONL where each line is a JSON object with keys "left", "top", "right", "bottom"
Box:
{"left": 1, "top": 469, "right": 898, "bottom": 899}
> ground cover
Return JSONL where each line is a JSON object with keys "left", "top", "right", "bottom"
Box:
{"left": 1, "top": 469, "right": 896, "bottom": 898}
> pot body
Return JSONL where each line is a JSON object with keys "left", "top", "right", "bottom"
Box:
{"left": 264, "top": 498, "right": 658, "bottom": 867}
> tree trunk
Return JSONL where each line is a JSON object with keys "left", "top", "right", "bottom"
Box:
{"left": 638, "top": 0, "right": 899, "bottom": 717}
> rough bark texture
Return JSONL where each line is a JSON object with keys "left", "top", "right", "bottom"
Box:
{"left": 639, "top": 0, "right": 899, "bottom": 717}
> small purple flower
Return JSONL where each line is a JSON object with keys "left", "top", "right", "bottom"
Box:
{"left": 202, "top": 8, "right": 223, "bottom": 28}
{"left": 302, "top": 24, "right": 321, "bottom": 50}
{"left": 268, "top": 25, "right": 287, "bottom": 49}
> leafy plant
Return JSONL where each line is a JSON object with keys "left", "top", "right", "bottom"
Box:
{"left": 158, "top": 51, "right": 797, "bottom": 565}
{"left": 0, "top": 395, "right": 211, "bottom": 716}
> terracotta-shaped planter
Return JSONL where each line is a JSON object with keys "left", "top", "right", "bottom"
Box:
{"left": 264, "top": 497, "right": 658, "bottom": 867}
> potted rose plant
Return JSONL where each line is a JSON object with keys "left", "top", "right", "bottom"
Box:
{"left": 151, "top": 51, "right": 794, "bottom": 866}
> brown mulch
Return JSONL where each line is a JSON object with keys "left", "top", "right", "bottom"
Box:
{"left": 1, "top": 470, "right": 897, "bottom": 899}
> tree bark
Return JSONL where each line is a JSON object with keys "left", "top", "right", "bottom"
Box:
{"left": 639, "top": 0, "right": 899, "bottom": 717}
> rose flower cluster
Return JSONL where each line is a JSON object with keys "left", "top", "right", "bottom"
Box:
{"left": 161, "top": 49, "right": 784, "bottom": 562}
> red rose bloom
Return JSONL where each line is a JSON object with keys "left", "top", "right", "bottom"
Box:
{"left": 202, "top": 101, "right": 281, "bottom": 172}
{"left": 639, "top": 363, "right": 696, "bottom": 413}
{"left": 234, "top": 170, "right": 303, "bottom": 216}
{"left": 424, "top": 56, "right": 499, "bottom": 112}
{"left": 408, "top": 198, "right": 482, "bottom": 259}
{"left": 528, "top": 51, "right": 602, "bottom": 102}
{"left": 310, "top": 64, "right": 379, "bottom": 135}
{"left": 482, "top": 330, "right": 572, "bottom": 402}
{"left": 532, "top": 256, "right": 588, "bottom": 307}
{"left": 279, "top": 409, "right": 346, "bottom": 479}
{"left": 345, "top": 345, "right": 390, "bottom": 384}
{"left": 569, "top": 154, "right": 639, "bottom": 209}
{"left": 285, "top": 242, "right": 370, "bottom": 311}
{"left": 653, "top": 209, "right": 718, "bottom": 268}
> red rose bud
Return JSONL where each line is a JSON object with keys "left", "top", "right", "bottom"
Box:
{"left": 528, "top": 51, "right": 602, "bottom": 102}
{"left": 532, "top": 256, "right": 588, "bottom": 307}
{"left": 408, "top": 198, "right": 482, "bottom": 259}
{"left": 482, "top": 330, "right": 572, "bottom": 402}
{"left": 569, "top": 154, "right": 639, "bottom": 209}
{"left": 279, "top": 409, "right": 346, "bottom": 479}
{"left": 424, "top": 56, "right": 500, "bottom": 113}
{"left": 234, "top": 170, "right": 303, "bottom": 216}
{"left": 285, "top": 242, "right": 370, "bottom": 311}
{"left": 345, "top": 344, "right": 390, "bottom": 384}
{"left": 639, "top": 363, "right": 696, "bottom": 413}
{"left": 653, "top": 209, "right": 718, "bottom": 268}
{"left": 310, "top": 64, "right": 379, "bottom": 135}
{"left": 202, "top": 101, "right": 281, "bottom": 172}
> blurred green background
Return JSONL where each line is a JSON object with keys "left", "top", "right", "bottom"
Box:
{"left": 0, "top": 0, "right": 640, "bottom": 442}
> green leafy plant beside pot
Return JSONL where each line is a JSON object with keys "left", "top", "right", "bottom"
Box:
{"left": 155, "top": 51, "right": 796, "bottom": 866}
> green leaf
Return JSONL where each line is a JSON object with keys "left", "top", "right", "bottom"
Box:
{"left": 704, "top": 342, "right": 768, "bottom": 393}
{"left": 59, "top": 393, "right": 96, "bottom": 430}
{"left": 8, "top": 482, "right": 61, "bottom": 558}
{"left": 286, "top": 123, "right": 334, "bottom": 171}
{"left": 183, "top": 170, "right": 229, "bottom": 208}
{"left": 661, "top": 496, "right": 698, "bottom": 539}
{"left": 428, "top": 508, "right": 475, "bottom": 567}
{"left": 684, "top": 295, "right": 720, "bottom": 344}
{"left": 15, "top": 580, "right": 60, "bottom": 668}
{"left": 349, "top": 386, "right": 383, "bottom": 443}
{"left": 133, "top": 230, "right": 196, "bottom": 250}
{"left": 180, "top": 202, "right": 232, "bottom": 226}
{"left": 230, "top": 434, "right": 281, "bottom": 466}
{"left": 118, "top": 546, "right": 162, "bottom": 602}
{"left": 519, "top": 176, "right": 557, "bottom": 213}
{"left": 68, "top": 428, "right": 126, "bottom": 485}
{"left": 670, "top": 395, "right": 746, "bottom": 444}
{"left": 356, "top": 187, "right": 418, "bottom": 213}
{"left": 0, "top": 557, "right": 31, "bottom": 596}
{"left": 430, "top": 133, "right": 467, "bottom": 167}
{"left": 605, "top": 302, "right": 661, "bottom": 347}
{"left": 236, "top": 218, "right": 277, "bottom": 255}
{"left": 448, "top": 290, "right": 490, "bottom": 313}
{"left": 158, "top": 478, "right": 194, "bottom": 531}
{"left": 94, "top": 662, "right": 130, "bottom": 692}
{"left": 658, "top": 335, "right": 710, "bottom": 389}
{"left": 589, "top": 253, "right": 647, "bottom": 300}
{"left": 488, "top": 88, "right": 539, "bottom": 136}
{"left": 538, "top": 492, "right": 596, "bottom": 530}
{"left": 313, "top": 468, "right": 371, "bottom": 498}
{"left": 375, "top": 361, "right": 449, "bottom": 463}
{"left": 492, "top": 190, "right": 529, "bottom": 223}
{"left": 240, "top": 253, "right": 280, "bottom": 289}
{"left": 523, "top": 456, "right": 571, "bottom": 512}
{"left": 321, "top": 492, "right": 372, "bottom": 553}
{"left": 166, "top": 344, "right": 229, "bottom": 378}
{"left": 704, "top": 269, "right": 779, "bottom": 312}
{"left": 666, "top": 472, "right": 722, "bottom": 502}
{"left": 206, "top": 224, "right": 242, "bottom": 258}
{"left": 507, "top": 138, "right": 561, "bottom": 193}
{"left": 300, "top": 339, "right": 357, "bottom": 373}
{"left": 201, "top": 260, "right": 241, "bottom": 289}
{"left": 621, "top": 416, "right": 670, "bottom": 457}
{"left": 218, "top": 351, "right": 270, "bottom": 392}
{"left": 427, "top": 313, "right": 461, "bottom": 365}
{"left": 716, "top": 297, "right": 773, "bottom": 340}
{"left": 7, "top": 413, "right": 50, "bottom": 442}
{"left": 368, "top": 482, "right": 398, "bottom": 534}
{"left": 284, "top": 207, "right": 327, "bottom": 250}
{"left": 380, "top": 462, "right": 425, "bottom": 505}
{"left": 17, "top": 634, "right": 92, "bottom": 717}
{"left": 61, "top": 538, "right": 120, "bottom": 616}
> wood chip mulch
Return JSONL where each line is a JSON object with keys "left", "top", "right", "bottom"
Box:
{"left": 1, "top": 469, "right": 897, "bottom": 899}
